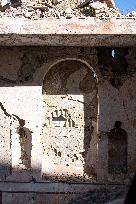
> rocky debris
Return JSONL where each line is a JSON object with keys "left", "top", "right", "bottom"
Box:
{"left": 77, "top": 0, "right": 92, "bottom": 9}
{"left": 0, "top": 0, "right": 82, "bottom": 18}
{"left": 104, "top": 0, "right": 115, "bottom": 8}
{"left": 0, "top": 0, "right": 135, "bottom": 19}
{"left": 68, "top": 186, "right": 127, "bottom": 204}
{"left": 80, "top": 2, "right": 120, "bottom": 18}
{"left": 92, "top": 3, "right": 120, "bottom": 18}
{"left": 127, "top": 11, "right": 136, "bottom": 18}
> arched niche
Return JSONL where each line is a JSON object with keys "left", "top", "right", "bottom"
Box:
{"left": 42, "top": 59, "right": 98, "bottom": 181}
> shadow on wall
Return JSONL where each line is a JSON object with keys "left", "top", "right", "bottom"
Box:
{"left": 108, "top": 121, "right": 128, "bottom": 175}
{"left": 16, "top": 118, "right": 32, "bottom": 169}
{"left": 42, "top": 59, "right": 98, "bottom": 181}
{"left": 0, "top": 115, "right": 33, "bottom": 180}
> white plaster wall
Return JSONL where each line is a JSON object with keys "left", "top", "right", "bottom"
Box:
{"left": 0, "top": 86, "right": 43, "bottom": 181}
{"left": 0, "top": 103, "right": 11, "bottom": 179}
{"left": 98, "top": 75, "right": 136, "bottom": 182}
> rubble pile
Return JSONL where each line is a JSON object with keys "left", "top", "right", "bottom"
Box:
{"left": 93, "top": 4, "right": 120, "bottom": 18}
{"left": 127, "top": 11, "right": 136, "bottom": 18}
{"left": 0, "top": 0, "right": 135, "bottom": 19}
{"left": 0, "top": 0, "right": 82, "bottom": 18}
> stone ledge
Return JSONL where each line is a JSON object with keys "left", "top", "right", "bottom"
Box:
{"left": 0, "top": 18, "right": 136, "bottom": 35}
{"left": 0, "top": 182, "right": 127, "bottom": 193}
{"left": 0, "top": 33, "right": 136, "bottom": 46}
{"left": 0, "top": 18, "right": 135, "bottom": 46}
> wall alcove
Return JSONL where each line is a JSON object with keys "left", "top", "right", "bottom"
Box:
{"left": 42, "top": 59, "right": 98, "bottom": 181}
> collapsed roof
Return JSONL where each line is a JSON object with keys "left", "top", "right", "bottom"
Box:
{"left": 0, "top": 0, "right": 135, "bottom": 19}
{"left": 0, "top": 0, "right": 120, "bottom": 19}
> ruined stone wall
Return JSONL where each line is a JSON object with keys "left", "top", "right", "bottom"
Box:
{"left": 97, "top": 47, "right": 136, "bottom": 182}
{"left": 42, "top": 60, "right": 98, "bottom": 181}
{"left": 0, "top": 46, "right": 135, "bottom": 184}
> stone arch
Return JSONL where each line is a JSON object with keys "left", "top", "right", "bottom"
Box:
{"left": 42, "top": 58, "right": 98, "bottom": 181}
{"left": 42, "top": 58, "right": 98, "bottom": 85}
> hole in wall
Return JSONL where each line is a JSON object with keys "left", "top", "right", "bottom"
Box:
{"left": 111, "top": 49, "right": 115, "bottom": 59}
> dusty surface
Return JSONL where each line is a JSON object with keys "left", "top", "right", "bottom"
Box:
{"left": 68, "top": 186, "right": 127, "bottom": 204}
{"left": 0, "top": 182, "right": 128, "bottom": 204}
{"left": 0, "top": 46, "right": 135, "bottom": 184}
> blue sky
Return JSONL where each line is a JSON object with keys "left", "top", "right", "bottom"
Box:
{"left": 114, "top": 0, "right": 136, "bottom": 13}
